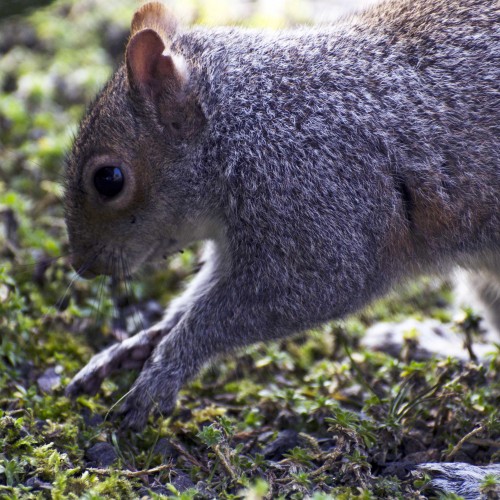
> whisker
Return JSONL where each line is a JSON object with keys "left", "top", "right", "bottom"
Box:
{"left": 53, "top": 252, "right": 98, "bottom": 311}
{"left": 40, "top": 247, "right": 102, "bottom": 325}
{"left": 114, "top": 249, "right": 139, "bottom": 339}
{"left": 53, "top": 272, "right": 80, "bottom": 313}
{"left": 92, "top": 275, "right": 107, "bottom": 328}
{"left": 110, "top": 275, "right": 125, "bottom": 341}
{"left": 119, "top": 251, "right": 138, "bottom": 335}
{"left": 110, "top": 256, "right": 128, "bottom": 342}
{"left": 92, "top": 249, "right": 113, "bottom": 327}
{"left": 120, "top": 250, "right": 147, "bottom": 335}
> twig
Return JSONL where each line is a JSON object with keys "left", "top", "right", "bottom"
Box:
{"left": 87, "top": 463, "right": 172, "bottom": 477}
{"left": 299, "top": 432, "right": 322, "bottom": 455}
{"left": 309, "top": 436, "right": 345, "bottom": 478}
{"left": 214, "top": 444, "right": 238, "bottom": 481}
{"left": 446, "top": 425, "right": 485, "bottom": 461}
{"left": 264, "top": 473, "right": 276, "bottom": 500}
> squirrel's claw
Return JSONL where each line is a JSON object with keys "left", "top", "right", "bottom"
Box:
{"left": 116, "top": 356, "right": 182, "bottom": 430}
{"left": 65, "top": 343, "right": 122, "bottom": 397}
{"left": 117, "top": 393, "right": 176, "bottom": 431}
{"left": 117, "top": 400, "right": 151, "bottom": 432}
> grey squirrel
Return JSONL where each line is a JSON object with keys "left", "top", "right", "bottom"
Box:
{"left": 64, "top": 0, "right": 500, "bottom": 431}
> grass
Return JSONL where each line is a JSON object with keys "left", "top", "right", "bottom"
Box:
{"left": 1, "top": 1, "right": 499, "bottom": 498}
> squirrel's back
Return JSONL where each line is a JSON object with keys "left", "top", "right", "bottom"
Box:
{"left": 172, "top": 0, "right": 499, "bottom": 275}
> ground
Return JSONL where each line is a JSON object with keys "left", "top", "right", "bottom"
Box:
{"left": 0, "top": 1, "right": 499, "bottom": 498}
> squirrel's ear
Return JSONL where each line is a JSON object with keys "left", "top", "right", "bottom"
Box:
{"left": 126, "top": 3, "right": 186, "bottom": 96}
{"left": 131, "top": 2, "right": 177, "bottom": 41}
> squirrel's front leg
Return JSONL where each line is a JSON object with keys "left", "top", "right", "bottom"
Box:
{"left": 65, "top": 326, "right": 165, "bottom": 397}
{"left": 118, "top": 271, "right": 274, "bottom": 429}
{"left": 66, "top": 243, "right": 219, "bottom": 398}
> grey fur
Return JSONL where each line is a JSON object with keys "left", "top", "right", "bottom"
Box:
{"left": 64, "top": 0, "right": 500, "bottom": 433}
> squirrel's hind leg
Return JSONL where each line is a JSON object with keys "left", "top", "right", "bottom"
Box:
{"left": 468, "top": 271, "right": 500, "bottom": 336}
{"left": 455, "top": 254, "right": 500, "bottom": 339}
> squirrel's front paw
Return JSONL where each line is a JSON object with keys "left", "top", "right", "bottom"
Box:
{"left": 65, "top": 327, "right": 165, "bottom": 397}
{"left": 117, "top": 362, "right": 182, "bottom": 430}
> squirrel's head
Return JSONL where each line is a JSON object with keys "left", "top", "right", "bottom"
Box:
{"left": 64, "top": 2, "right": 208, "bottom": 278}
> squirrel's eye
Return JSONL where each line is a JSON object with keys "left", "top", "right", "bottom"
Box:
{"left": 93, "top": 166, "right": 124, "bottom": 198}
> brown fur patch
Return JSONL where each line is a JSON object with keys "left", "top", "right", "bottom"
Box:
{"left": 131, "top": 2, "right": 177, "bottom": 46}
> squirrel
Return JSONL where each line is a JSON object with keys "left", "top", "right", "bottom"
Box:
{"left": 64, "top": 0, "right": 500, "bottom": 430}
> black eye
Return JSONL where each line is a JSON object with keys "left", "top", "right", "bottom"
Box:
{"left": 93, "top": 166, "right": 124, "bottom": 198}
